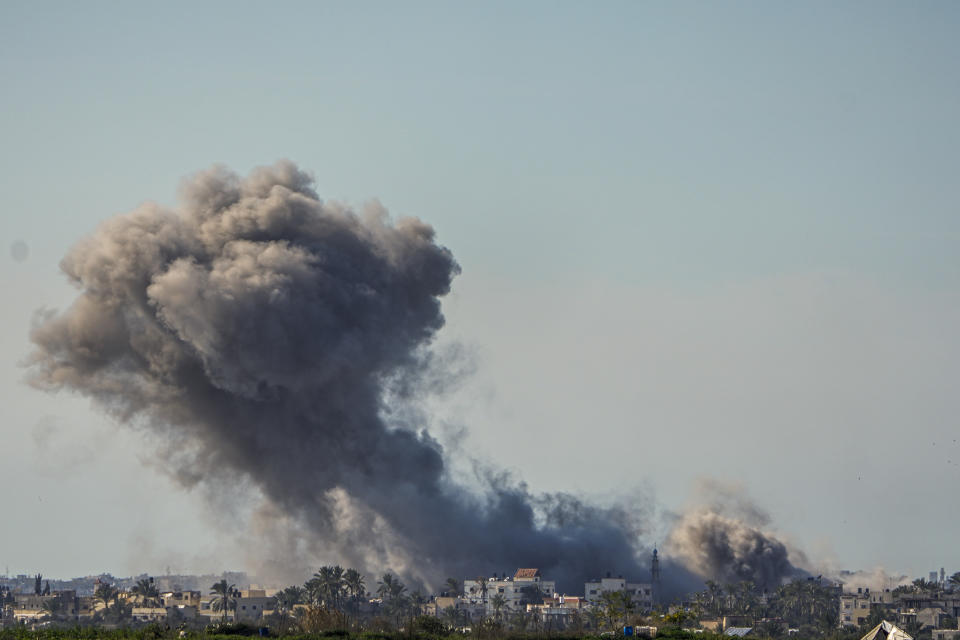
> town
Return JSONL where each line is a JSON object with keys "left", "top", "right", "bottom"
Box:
{"left": 2, "top": 555, "right": 958, "bottom": 640}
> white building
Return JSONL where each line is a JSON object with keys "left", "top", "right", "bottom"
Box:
{"left": 463, "top": 569, "right": 556, "bottom": 615}
{"left": 584, "top": 575, "right": 654, "bottom": 610}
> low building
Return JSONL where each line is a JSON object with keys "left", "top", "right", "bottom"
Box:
{"left": 162, "top": 591, "right": 201, "bottom": 608}
{"left": 526, "top": 595, "right": 587, "bottom": 628}
{"left": 234, "top": 590, "right": 273, "bottom": 623}
{"left": 131, "top": 607, "right": 168, "bottom": 623}
{"left": 898, "top": 608, "right": 949, "bottom": 630}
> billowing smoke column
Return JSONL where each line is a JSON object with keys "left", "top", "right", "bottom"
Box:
{"left": 665, "top": 481, "right": 808, "bottom": 590}
{"left": 28, "top": 161, "right": 656, "bottom": 591}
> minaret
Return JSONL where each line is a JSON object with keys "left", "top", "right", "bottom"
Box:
{"left": 651, "top": 547, "right": 661, "bottom": 605}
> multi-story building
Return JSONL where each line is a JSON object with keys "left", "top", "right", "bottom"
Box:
{"left": 584, "top": 574, "right": 654, "bottom": 610}
{"left": 839, "top": 591, "right": 872, "bottom": 628}
{"left": 234, "top": 589, "right": 274, "bottom": 623}
{"left": 463, "top": 569, "right": 556, "bottom": 615}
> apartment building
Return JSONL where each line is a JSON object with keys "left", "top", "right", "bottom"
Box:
{"left": 585, "top": 574, "right": 654, "bottom": 610}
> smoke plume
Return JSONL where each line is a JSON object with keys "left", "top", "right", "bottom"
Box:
{"left": 29, "top": 161, "right": 664, "bottom": 592}
{"left": 665, "top": 480, "right": 808, "bottom": 589}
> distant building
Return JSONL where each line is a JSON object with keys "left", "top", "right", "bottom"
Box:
{"left": 463, "top": 569, "right": 556, "bottom": 615}
{"left": 840, "top": 591, "right": 872, "bottom": 628}
{"left": 585, "top": 574, "right": 653, "bottom": 610}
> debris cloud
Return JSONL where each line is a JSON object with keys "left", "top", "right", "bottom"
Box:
{"left": 665, "top": 480, "right": 808, "bottom": 589}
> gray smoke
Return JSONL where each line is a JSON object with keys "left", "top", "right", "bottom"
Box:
{"left": 28, "top": 160, "right": 662, "bottom": 592}
{"left": 665, "top": 481, "right": 808, "bottom": 589}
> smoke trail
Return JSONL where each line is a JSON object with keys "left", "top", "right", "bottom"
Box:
{"left": 664, "top": 480, "right": 808, "bottom": 589}
{"left": 28, "top": 161, "right": 658, "bottom": 591}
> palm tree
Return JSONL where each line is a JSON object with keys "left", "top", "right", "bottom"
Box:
{"left": 341, "top": 569, "right": 365, "bottom": 629}
{"left": 133, "top": 578, "right": 160, "bottom": 607}
{"left": 95, "top": 582, "right": 119, "bottom": 619}
{"left": 949, "top": 572, "right": 960, "bottom": 591}
{"left": 278, "top": 585, "right": 306, "bottom": 607}
{"left": 733, "top": 581, "right": 758, "bottom": 616}
{"left": 477, "top": 576, "right": 489, "bottom": 609}
{"left": 377, "top": 573, "right": 405, "bottom": 602}
{"left": 210, "top": 579, "right": 237, "bottom": 622}
{"left": 309, "top": 565, "right": 346, "bottom": 610}
{"left": 705, "top": 580, "right": 723, "bottom": 616}
{"left": 490, "top": 593, "right": 507, "bottom": 622}
{"left": 376, "top": 573, "right": 407, "bottom": 627}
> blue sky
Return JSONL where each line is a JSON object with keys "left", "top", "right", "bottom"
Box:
{"left": 2, "top": 1, "right": 958, "bottom": 582}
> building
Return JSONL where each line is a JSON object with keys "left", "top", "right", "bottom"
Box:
{"left": 463, "top": 569, "right": 556, "bottom": 615}
{"left": 840, "top": 591, "right": 872, "bottom": 628}
{"left": 526, "top": 595, "right": 587, "bottom": 630}
{"left": 898, "top": 608, "right": 949, "bottom": 631}
{"left": 162, "top": 591, "right": 201, "bottom": 608}
{"left": 585, "top": 574, "right": 654, "bottom": 610}
{"left": 130, "top": 607, "right": 168, "bottom": 623}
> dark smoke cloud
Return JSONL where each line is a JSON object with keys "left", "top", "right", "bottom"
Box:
{"left": 28, "top": 160, "right": 664, "bottom": 592}
{"left": 665, "top": 480, "right": 808, "bottom": 589}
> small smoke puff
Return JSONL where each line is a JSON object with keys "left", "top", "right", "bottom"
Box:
{"left": 11, "top": 240, "right": 29, "bottom": 262}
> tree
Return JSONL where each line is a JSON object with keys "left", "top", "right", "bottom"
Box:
{"left": 307, "top": 565, "right": 346, "bottom": 611}
{"left": 775, "top": 579, "right": 837, "bottom": 631}
{"left": 600, "top": 590, "right": 628, "bottom": 631}
{"left": 442, "top": 605, "right": 461, "bottom": 629}
{"left": 210, "top": 579, "right": 237, "bottom": 622}
{"left": 949, "top": 572, "right": 960, "bottom": 591}
{"left": 446, "top": 578, "right": 462, "bottom": 597}
{"left": 510, "top": 609, "right": 531, "bottom": 632}
{"left": 586, "top": 606, "right": 604, "bottom": 631}
{"left": 731, "top": 581, "right": 758, "bottom": 615}
{"left": 705, "top": 580, "right": 724, "bottom": 617}
{"left": 268, "top": 592, "right": 296, "bottom": 636}
{"left": 377, "top": 573, "right": 405, "bottom": 602}
{"left": 376, "top": 573, "right": 407, "bottom": 628}
{"left": 912, "top": 578, "right": 937, "bottom": 594}
{"left": 41, "top": 597, "right": 64, "bottom": 622}
{"left": 477, "top": 576, "right": 489, "bottom": 609}
{"left": 277, "top": 585, "right": 306, "bottom": 607}
{"left": 95, "top": 582, "right": 119, "bottom": 619}
{"left": 133, "top": 577, "right": 160, "bottom": 607}
{"left": 34, "top": 574, "right": 43, "bottom": 596}
{"left": 343, "top": 569, "right": 365, "bottom": 629}
{"left": 490, "top": 593, "right": 507, "bottom": 622}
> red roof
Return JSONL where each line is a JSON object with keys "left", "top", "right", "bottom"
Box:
{"left": 514, "top": 568, "right": 541, "bottom": 579}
